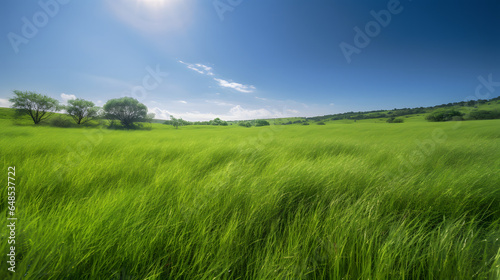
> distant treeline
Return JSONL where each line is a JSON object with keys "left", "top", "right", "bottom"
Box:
{"left": 163, "top": 117, "right": 271, "bottom": 128}
{"left": 303, "top": 96, "right": 500, "bottom": 123}
{"left": 164, "top": 117, "right": 229, "bottom": 126}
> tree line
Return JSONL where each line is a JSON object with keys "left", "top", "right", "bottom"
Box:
{"left": 164, "top": 117, "right": 271, "bottom": 129}
{"left": 9, "top": 90, "right": 154, "bottom": 129}
{"left": 306, "top": 96, "right": 500, "bottom": 122}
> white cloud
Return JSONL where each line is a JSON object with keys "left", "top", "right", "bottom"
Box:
{"left": 255, "top": 96, "right": 267, "bottom": 101}
{"left": 179, "top": 61, "right": 214, "bottom": 76}
{"left": 0, "top": 98, "right": 12, "bottom": 107}
{"left": 178, "top": 100, "right": 187, "bottom": 104}
{"left": 214, "top": 78, "right": 256, "bottom": 93}
{"left": 60, "top": 93, "right": 77, "bottom": 104}
{"left": 150, "top": 104, "right": 289, "bottom": 122}
{"left": 227, "top": 105, "right": 280, "bottom": 119}
{"left": 286, "top": 109, "right": 300, "bottom": 114}
{"left": 179, "top": 61, "right": 256, "bottom": 93}
{"left": 329, "top": 103, "right": 335, "bottom": 106}
{"left": 195, "top": 64, "right": 214, "bottom": 75}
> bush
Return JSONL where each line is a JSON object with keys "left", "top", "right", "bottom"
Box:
{"left": 49, "top": 115, "right": 75, "bottom": 128}
{"left": 302, "top": 122, "right": 310, "bottom": 125}
{"left": 238, "top": 121, "right": 252, "bottom": 127}
{"left": 386, "top": 117, "right": 404, "bottom": 123}
{"left": 255, "top": 120, "right": 270, "bottom": 127}
{"left": 316, "top": 122, "right": 326, "bottom": 125}
{"left": 466, "top": 110, "right": 500, "bottom": 120}
{"left": 426, "top": 110, "right": 464, "bottom": 122}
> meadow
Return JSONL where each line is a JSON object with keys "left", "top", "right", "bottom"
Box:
{"left": 1, "top": 116, "right": 499, "bottom": 279}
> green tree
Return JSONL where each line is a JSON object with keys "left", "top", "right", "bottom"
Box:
{"left": 9, "top": 90, "right": 60, "bottom": 124}
{"left": 103, "top": 97, "right": 148, "bottom": 128}
{"left": 170, "top": 115, "right": 183, "bottom": 129}
{"left": 65, "top": 98, "right": 98, "bottom": 124}
{"left": 210, "top": 118, "right": 228, "bottom": 126}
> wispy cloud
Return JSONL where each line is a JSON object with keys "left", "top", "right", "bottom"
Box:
{"left": 0, "top": 98, "right": 12, "bottom": 107}
{"left": 178, "top": 100, "right": 187, "bottom": 104}
{"left": 179, "top": 60, "right": 256, "bottom": 93}
{"left": 179, "top": 61, "right": 214, "bottom": 76}
{"left": 214, "top": 78, "right": 256, "bottom": 93}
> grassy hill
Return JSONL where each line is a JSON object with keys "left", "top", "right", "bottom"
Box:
{"left": 262, "top": 96, "right": 500, "bottom": 125}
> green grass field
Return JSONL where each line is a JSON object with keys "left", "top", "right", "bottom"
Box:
{"left": 1, "top": 116, "right": 500, "bottom": 279}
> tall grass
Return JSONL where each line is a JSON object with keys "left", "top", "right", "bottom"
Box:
{"left": 1, "top": 119, "right": 499, "bottom": 279}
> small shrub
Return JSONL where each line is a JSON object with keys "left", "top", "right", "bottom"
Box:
{"left": 302, "top": 122, "right": 310, "bottom": 125}
{"left": 316, "top": 122, "right": 326, "bottom": 125}
{"left": 255, "top": 120, "right": 270, "bottom": 127}
{"left": 49, "top": 115, "right": 74, "bottom": 128}
{"left": 386, "top": 117, "right": 404, "bottom": 123}
{"left": 238, "top": 121, "right": 252, "bottom": 127}
{"left": 426, "top": 110, "right": 464, "bottom": 122}
{"left": 466, "top": 110, "right": 500, "bottom": 120}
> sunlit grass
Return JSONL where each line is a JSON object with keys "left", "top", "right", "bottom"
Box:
{"left": 1, "top": 119, "right": 499, "bottom": 279}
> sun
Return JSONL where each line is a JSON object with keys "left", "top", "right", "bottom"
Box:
{"left": 107, "top": 0, "right": 192, "bottom": 34}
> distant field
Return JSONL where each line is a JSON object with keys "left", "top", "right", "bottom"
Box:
{"left": 1, "top": 115, "right": 499, "bottom": 279}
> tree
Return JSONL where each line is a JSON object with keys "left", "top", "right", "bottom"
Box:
{"left": 210, "top": 117, "right": 228, "bottom": 126}
{"left": 9, "top": 90, "right": 60, "bottom": 124}
{"left": 103, "top": 97, "right": 148, "bottom": 128}
{"left": 170, "top": 115, "right": 183, "bottom": 129}
{"left": 65, "top": 98, "right": 98, "bottom": 124}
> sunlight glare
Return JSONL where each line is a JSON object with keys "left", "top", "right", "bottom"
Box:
{"left": 107, "top": 0, "right": 192, "bottom": 35}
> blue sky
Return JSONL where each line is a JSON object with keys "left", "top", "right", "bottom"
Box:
{"left": 1, "top": 0, "right": 499, "bottom": 121}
